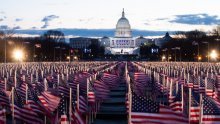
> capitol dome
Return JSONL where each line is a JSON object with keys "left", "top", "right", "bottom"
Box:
{"left": 115, "top": 9, "right": 132, "bottom": 38}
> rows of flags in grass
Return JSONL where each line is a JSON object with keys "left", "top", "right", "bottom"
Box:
{"left": 126, "top": 62, "right": 220, "bottom": 124}
{"left": 0, "top": 61, "right": 122, "bottom": 124}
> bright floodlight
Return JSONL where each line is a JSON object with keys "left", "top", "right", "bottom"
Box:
{"left": 198, "top": 56, "right": 202, "bottom": 61}
{"left": 74, "top": 56, "right": 77, "bottom": 59}
{"left": 13, "top": 49, "right": 24, "bottom": 61}
{"left": 162, "top": 55, "right": 166, "bottom": 61}
{"left": 210, "top": 50, "right": 218, "bottom": 60}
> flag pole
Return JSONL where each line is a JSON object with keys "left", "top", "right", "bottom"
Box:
{"left": 204, "top": 77, "right": 207, "bottom": 95}
{"left": 181, "top": 83, "right": 184, "bottom": 113}
{"left": 4, "top": 77, "right": 7, "bottom": 91}
{"left": 189, "top": 87, "right": 192, "bottom": 123}
{"left": 69, "top": 88, "right": 72, "bottom": 122}
{"left": 25, "top": 84, "right": 28, "bottom": 103}
{"left": 169, "top": 79, "right": 173, "bottom": 102}
{"left": 77, "top": 84, "right": 79, "bottom": 111}
{"left": 11, "top": 87, "right": 15, "bottom": 124}
{"left": 199, "top": 94, "right": 203, "bottom": 124}
{"left": 86, "top": 78, "right": 90, "bottom": 124}
{"left": 14, "top": 72, "right": 17, "bottom": 88}
{"left": 129, "top": 88, "right": 132, "bottom": 124}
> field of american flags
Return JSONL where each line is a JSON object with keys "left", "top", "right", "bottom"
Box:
{"left": 0, "top": 61, "right": 123, "bottom": 124}
{"left": 0, "top": 61, "right": 220, "bottom": 124}
{"left": 127, "top": 62, "right": 220, "bottom": 124}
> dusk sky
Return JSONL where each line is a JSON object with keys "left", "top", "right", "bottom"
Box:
{"left": 0, "top": 0, "right": 220, "bottom": 31}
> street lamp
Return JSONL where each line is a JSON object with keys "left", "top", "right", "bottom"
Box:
{"left": 162, "top": 48, "right": 168, "bottom": 61}
{"left": 13, "top": 49, "right": 24, "bottom": 62}
{"left": 54, "top": 46, "right": 60, "bottom": 62}
{"left": 162, "top": 55, "right": 166, "bottom": 61}
{"left": 198, "top": 56, "right": 202, "bottom": 61}
{"left": 74, "top": 56, "right": 78, "bottom": 60}
{"left": 67, "top": 56, "right": 70, "bottom": 62}
{"left": 210, "top": 50, "right": 218, "bottom": 61}
{"left": 171, "top": 47, "right": 181, "bottom": 62}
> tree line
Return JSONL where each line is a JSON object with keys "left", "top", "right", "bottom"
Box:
{"left": 1, "top": 26, "right": 220, "bottom": 62}
{"left": 161, "top": 27, "right": 220, "bottom": 61}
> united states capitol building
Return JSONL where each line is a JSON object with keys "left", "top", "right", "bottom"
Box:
{"left": 70, "top": 9, "right": 172, "bottom": 55}
{"left": 100, "top": 9, "right": 144, "bottom": 55}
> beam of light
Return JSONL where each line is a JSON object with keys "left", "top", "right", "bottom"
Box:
{"left": 13, "top": 49, "right": 24, "bottom": 61}
{"left": 210, "top": 50, "right": 218, "bottom": 60}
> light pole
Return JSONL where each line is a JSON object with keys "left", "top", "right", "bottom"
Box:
{"left": 175, "top": 47, "right": 181, "bottom": 61}
{"left": 54, "top": 46, "right": 60, "bottom": 62}
{"left": 60, "top": 47, "right": 66, "bottom": 62}
{"left": 171, "top": 48, "right": 177, "bottom": 62}
{"left": 33, "top": 44, "right": 41, "bottom": 62}
{"left": 202, "top": 42, "right": 209, "bottom": 62}
{"left": 192, "top": 41, "right": 199, "bottom": 62}
{"left": 162, "top": 48, "right": 168, "bottom": 61}
{"left": 179, "top": 48, "right": 182, "bottom": 62}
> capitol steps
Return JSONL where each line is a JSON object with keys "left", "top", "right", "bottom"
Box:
{"left": 93, "top": 80, "right": 127, "bottom": 124}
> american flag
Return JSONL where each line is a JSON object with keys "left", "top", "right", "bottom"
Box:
{"left": 186, "top": 75, "right": 194, "bottom": 88}
{"left": 71, "top": 109, "right": 85, "bottom": 124}
{"left": 206, "top": 78, "right": 214, "bottom": 97}
{"left": 0, "top": 80, "right": 5, "bottom": 90}
{"left": 189, "top": 91, "right": 200, "bottom": 123}
{"left": 202, "top": 95, "right": 220, "bottom": 123}
{"left": 168, "top": 79, "right": 178, "bottom": 103}
{"left": 11, "top": 89, "right": 43, "bottom": 123}
{"left": 101, "top": 73, "right": 119, "bottom": 89}
{"left": 93, "top": 80, "right": 110, "bottom": 100}
{"left": 79, "top": 95, "right": 88, "bottom": 113}
{"left": 131, "top": 73, "right": 149, "bottom": 96}
{"left": 88, "top": 81, "right": 95, "bottom": 104}
{"left": 215, "top": 75, "right": 220, "bottom": 99}
{"left": 70, "top": 86, "right": 85, "bottom": 124}
{"left": 193, "top": 76, "right": 199, "bottom": 92}
{"left": 27, "top": 88, "right": 44, "bottom": 114}
{"left": 38, "top": 91, "right": 60, "bottom": 112}
{"left": 58, "top": 85, "right": 70, "bottom": 98}
{"left": 16, "top": 83, "right": 26, "bottom": 99}
{"left": 199, "top": 78, "right": 205, "bottom": 93}
{"left": 58, "top": 94, "right": 69, "bottom": 124}
{"left": 170, "top": 84, "right": 183, "bottom": 112}
{"left": 0, "top": 109, "right": 6, "bottom": 124}
{"left": 131, "top": 92, "right": 188, "bottom": 124}
{"left": 0, "top": 90, "right": 9, "bottom": 107}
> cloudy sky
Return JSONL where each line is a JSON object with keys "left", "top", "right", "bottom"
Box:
{"left": 0, "top": 0, "right": 220, "bottom": 31}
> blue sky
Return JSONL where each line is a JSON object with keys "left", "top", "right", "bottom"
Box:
{"left": 0, "top": 0, "right": 220, "bottom": 31}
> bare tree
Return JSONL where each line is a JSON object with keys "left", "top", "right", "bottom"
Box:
{"left": 42, "top": 30, "right": 65, "bottom": 43}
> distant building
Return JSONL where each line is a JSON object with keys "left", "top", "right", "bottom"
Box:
{"left": 154, "top": 32, "right": 172, "bottom": 48}
{"left": 100, "top": 36, "right": 110, "bottom": 47}
{"left": 69, "top": 37, "right": 99, "bottom": 49}
{"left": 135, "top": 36, "right": 154, "bottom": 47}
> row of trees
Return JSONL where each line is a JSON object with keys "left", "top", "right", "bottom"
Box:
{"left": 0, "top": 30, "right": 71, "bottom": 62}
{"left": 1, "top": 25, "right": 219, "bottom": 62}
{"left": 160, "top": 26, "right": 220, "bottom": 62}
{"left": 0, "top": 29, "right": 106, "bottom": 62}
